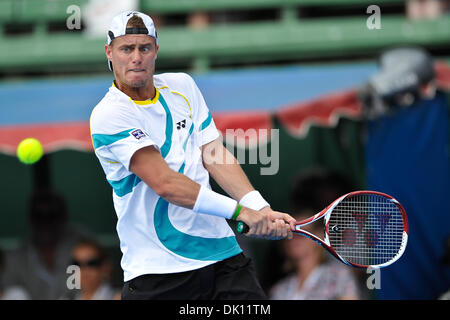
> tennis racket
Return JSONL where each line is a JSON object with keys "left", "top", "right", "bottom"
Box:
{"left": 237, "top": 190, "right": 408, "bottom": 268}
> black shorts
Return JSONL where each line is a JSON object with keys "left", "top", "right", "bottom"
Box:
{"left": 121, "top": 253, "right": 267, "bottom": 300}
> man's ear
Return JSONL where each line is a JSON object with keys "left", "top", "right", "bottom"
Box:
{"left": 105, "top": 44, "right": 112, "bottom": 60}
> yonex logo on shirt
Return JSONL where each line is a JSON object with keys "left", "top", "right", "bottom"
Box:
{"left": 130, "top": 129, "right": 146, "bottom": 140}
{"left": 176, "top": 119, "right": 186, "bottom": 130}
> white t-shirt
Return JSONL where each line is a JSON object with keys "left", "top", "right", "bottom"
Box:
{"left": 90, "top": 73, "right": 242, "bottom": 281}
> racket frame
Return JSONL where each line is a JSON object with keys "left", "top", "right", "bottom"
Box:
{"left": 293, "top": 190, "right": 408, "bottom": 269}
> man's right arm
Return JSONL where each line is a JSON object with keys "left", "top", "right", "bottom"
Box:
{"left": 129, "top": 146, "right": 292, "bottom": 240}
{"left": 129, "top": 145, "right": 200, "bottom": 209}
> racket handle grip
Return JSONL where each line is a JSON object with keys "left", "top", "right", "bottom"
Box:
{"left": 236, "top": 221, "right": 250, "bottom": 234}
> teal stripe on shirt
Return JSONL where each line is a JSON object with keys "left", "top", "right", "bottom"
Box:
{"left": 92, "top": 129, "right": 134, "bottom": 149}
{"left": 153, "top": 196, "right": 242, "bottom": 261}
{"left": 183, "top": 123, "right": 194, "bottom": 151}
{"left": 153, "top": 162, "right": 242, "bottom": 261}
{"left": 108, "top": 174, "right": 142, "bottom": 197}
{"left": 158, "top": 93, "right": 173, "bottom": 158}
{"left": 200, "top": 112, "right": 212, "bottom": 131}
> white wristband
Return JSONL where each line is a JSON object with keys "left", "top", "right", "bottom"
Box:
{"left": 239, "top": 190, "right": 270, "bottom": 211}
{"left": 193, "top": 186, "right": 237, "bottom": 219}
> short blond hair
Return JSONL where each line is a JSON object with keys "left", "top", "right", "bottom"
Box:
{"left": 126, "top": 14, "right": 147, "bottom": 29}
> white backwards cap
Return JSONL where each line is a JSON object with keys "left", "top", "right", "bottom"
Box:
{"left": 106, "top": 11, "right": 158, "bottom": 71}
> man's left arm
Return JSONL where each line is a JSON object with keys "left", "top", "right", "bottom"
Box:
{"left": 201, "top": 137, "right": 296, "bottom": 231}
{"left": 201, "top": 137, "right": 254, "bottom": 201}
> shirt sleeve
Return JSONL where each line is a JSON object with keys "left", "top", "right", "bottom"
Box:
{"left": 184, "top": 74, "right": 220, "bottom": 146}
{"left": 90, "top": 105, "right": 157, "bottom": 171}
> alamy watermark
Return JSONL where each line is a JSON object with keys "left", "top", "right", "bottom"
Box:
{"left": 65, "top": 5, "right": 383, "bottom": 33}
{"left": 366, "top": 267, "right": 381, "bottom": 290}
{"left": 201, "top": 128, "right": 280, "bottom": 176}
{"left": 66, "top": 5, "right": 81, "bottom": 30}
{"left": 366, "top": 5, "right": 382, "bottom": 30}
{"left": 66, "top": 265, "right": 81, "bottom": 290}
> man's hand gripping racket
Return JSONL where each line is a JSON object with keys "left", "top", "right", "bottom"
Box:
{"left": 237, "top": 191, "right": 408, "bottom": 268}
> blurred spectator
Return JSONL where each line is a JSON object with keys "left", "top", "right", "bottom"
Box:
{"left": 61, "top": 240, "right": 120, "bottom": 300}
{"left": 407, "top": 0, "right": 449, "bottom": 20}
{"left": 269, "top": 168, "right": 362, "bottom": 300}
{"left": 359, "top": 46, "right": 437, "bottom": 120}
{"left": 2, "top": 189, "right": 93, "bottom": 300}
{"left": 289, "top": 168, "right": 355, "bottom": 213}
{"left": 187, "top": 12, "right": 211, "bottom": 29}
{"left": 269, "top": 209, "right": 361, "bottom": 300}
{"left": 0, "top": 249, "right": 30, "bottom": 300}
{"left": 82, "top": 0, "right": 138, "bottom": 37}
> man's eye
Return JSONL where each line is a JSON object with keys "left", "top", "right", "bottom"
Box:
{"left": 140, "top": 47, "right": 150, "bottom": 52}
{"left": 122, "top": 47, "right": 131, "bottom": 52}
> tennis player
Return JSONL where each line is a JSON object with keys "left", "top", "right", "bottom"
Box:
{"left": 90, "top": 11, "right": 295, "bottom": 300}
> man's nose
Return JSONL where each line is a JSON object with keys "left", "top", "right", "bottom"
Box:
{"left": 131, "top": 49, "right": 142, "bottom": 64}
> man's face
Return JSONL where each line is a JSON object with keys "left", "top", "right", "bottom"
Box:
{"left": 105, "top": 34, "right": 158, "bottom": 88}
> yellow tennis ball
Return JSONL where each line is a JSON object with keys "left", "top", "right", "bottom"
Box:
{"left": 17, "top": 138, "right": 44, "bottom": 165}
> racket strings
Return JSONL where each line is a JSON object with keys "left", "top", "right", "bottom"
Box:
{"left": 328, "top": 193, "right": 406, "bottom": 266}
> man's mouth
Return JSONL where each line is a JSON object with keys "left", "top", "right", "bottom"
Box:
{"left": 129, "top": 69, "right": 146, "bottom": 72}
